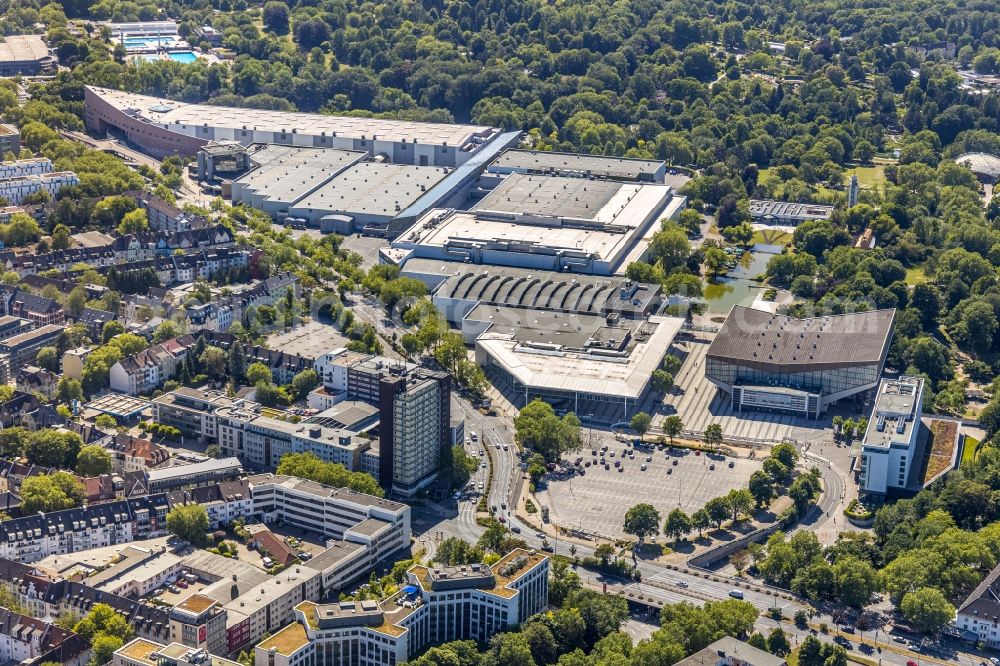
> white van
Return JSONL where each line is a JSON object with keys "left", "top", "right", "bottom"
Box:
{"left": 470, "top": 431, "right": 478, "bottom": 442}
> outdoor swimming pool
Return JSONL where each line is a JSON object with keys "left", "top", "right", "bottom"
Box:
{"left": 166, "top": 51, "right": 197, "bottom": 63}
{"left": 123, "top": 36, "right": 176, "bottom": 49}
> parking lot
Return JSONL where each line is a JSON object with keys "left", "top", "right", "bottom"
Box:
{"left": 265, "top": 320, "right": 349, "bottom": 361}
{"left": 538, "top": 440, "right": 761, "bottom": 540}
{"left": 150, "top": 579, "right": 209, "bottom": 606}
{"left": 653, "top": 333, "right": 836, "bottom": 447}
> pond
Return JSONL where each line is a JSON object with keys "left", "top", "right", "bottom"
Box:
{"left": 701, "top": 244, "right": 783, "bottom": 315}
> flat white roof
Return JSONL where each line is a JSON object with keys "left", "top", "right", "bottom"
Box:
{"left": 87, "top": 86, "right": 497, "bottom": 147}
{"left": 477, "top": 314, "right": 684, "bottom": 398}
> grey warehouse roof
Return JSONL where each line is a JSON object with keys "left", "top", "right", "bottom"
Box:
{"left": 87, "top": 86, "right": 499, "bottom": 149}
{"left": 232, "top": 146, "right": 364, "bottom": 205}
{"left": 475, "top": 173, "right": 626, "bottom": 219}
{"left": 707, "top": 305, "right": 895, "bottom": 372}
{"left": 290, "top": 162, "right": 451, "bottom": 218}
{"left": 490, "top": 149, "right": 665, "bottom": 181}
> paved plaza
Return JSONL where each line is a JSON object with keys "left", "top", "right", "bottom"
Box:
{"left": 538, "top": 440, "right": 760, "bottom": 540}
{"left": 652, "top": 332, "right": 837, "bottom": 446}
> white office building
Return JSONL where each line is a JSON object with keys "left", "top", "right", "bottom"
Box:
{"left": 857, "top": 376, "right": 924, "bottom": 495}
{"left": 253, "top": 550, "right": 548, "bottom": 666}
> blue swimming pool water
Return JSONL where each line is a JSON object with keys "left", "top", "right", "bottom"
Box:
{"left": 166, "top": 51, "right": 197, "bottom": 63}
{"left": 123, "top": 36, "right": 174, "bottom": 49}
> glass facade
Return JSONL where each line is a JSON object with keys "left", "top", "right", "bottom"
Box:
{"left": 706, "top": 357, "right": 880, "bottom": 399}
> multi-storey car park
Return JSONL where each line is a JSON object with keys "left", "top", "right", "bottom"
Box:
{"left": 84, "top": 86, "right": 504, "bottom": 165}
{"left": 705, "top": 306, "right": 896, "bottom": 418}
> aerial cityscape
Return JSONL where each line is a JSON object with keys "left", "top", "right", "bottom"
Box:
{"left": 0, "top": 3, "right": 996, "bottom": 666}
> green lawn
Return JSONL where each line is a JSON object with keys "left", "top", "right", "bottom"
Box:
{"left": 751, "top": 228, "right": 793, "bottom": 246}
{"left": 961, "top": 436, "right": 981, "bottom": 467}
{"left": 845, "top": 165, "right": 886, "bottom": 188}
{"left": 905, "top": 266, "right": 928, "bottom": 285}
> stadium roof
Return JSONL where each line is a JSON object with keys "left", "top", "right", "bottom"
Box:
{"left": 706, "top": 306, "right": 895, "bottom": 372}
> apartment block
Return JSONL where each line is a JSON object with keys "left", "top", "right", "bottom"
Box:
{"left": 152, "top": 388, "right": 235, "bottom": 445}
{"left": 0, "top": 494, "right": 169, "bottom": 563}
{"left": 220, "top": 567, "right": 321, "bottom": 653}
{"left": 253, "top": 550, "right": 548, "bottom": 666}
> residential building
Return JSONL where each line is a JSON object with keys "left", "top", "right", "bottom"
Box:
{"left": 86, "top": 544, "right": 185, "bottom": 598}
{"left": 16, "top": 365, "right": 57, "bottom": 400}
{"left": 169, "top": 594, "right": 229, "bottom": 657}
{"left": 106, "top": 434, "right": 170, "bottom": 474}
{"left": 152, "top": 388, "right": 235, "bottom": 445}
{"left": 0, "top": 124, "right": 20, "bottom": 155}
{"left": 0, "top": 557, "right": 172, "bottom": 641}
{"left": 127, "top": 190, "right": 211, "bottom": 233}
{"left": 0, "top": 608, "right": 88, "bottom": 666}
{"left": 0, "top": 324, "right": 63, "bottom": 380}
{"left": 61, "top": 346, "right": 93, "bottom": 380}
{"left": 166, "top": 479, "right": 253, "bottom": 529}
{"left": 0, "top": 288, "right": 65, "bottom": 326}
{"left": 0, "top": 494, "right": 169, "bottom": 563}
{"left": 675, "top": 637, "right": 787, "bottom": 666}
{"left": 0, "top": 171, "right": 79, "bottom": 205}
{"left": 76, "top": 307, "right": 117, "bottom": 342}
{"left": 146, "top": 457, "right": 243, "bottom": 493}
{"left": 857, "top": 376, "right": 925, "bottom": 495}
{"left": 110, "top": 335, "right": 196, "bottom": 396}
{"left": 253, "top": 550, "right": 548, "bottom": 666}
{"left": 705, "top": 306, "right": 896, "bottom": 418}
{"left": 958, "top": 564, "right": 1000, "bottom": 648}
